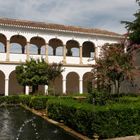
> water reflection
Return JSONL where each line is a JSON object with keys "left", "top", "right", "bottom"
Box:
{"left": 0, "top": 106, "right": 78, "bottom": 140}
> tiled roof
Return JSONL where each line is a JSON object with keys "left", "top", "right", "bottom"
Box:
{"left": 0, "top": 18, "right": 122, "bottom": 37}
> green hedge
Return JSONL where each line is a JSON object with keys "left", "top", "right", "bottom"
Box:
{"left": 0, "top": 95, "right": 20, "bottom": 104}
{"left": 19, "top": 95, "right": 32, "bottom": 106}
{"left": 29, "top": 96, "right": 50, "bottom": 110}
{"left": 47, "top": 98, "right": 140, "bottom": 139}
{"left": 2, "top": 95, "right": 140, "bottom": 139}
{"left": 0, "top": 95, "right": 51, "bottom": 109}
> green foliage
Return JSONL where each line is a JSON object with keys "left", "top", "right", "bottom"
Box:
{"left": 47, "top": 98, "right": 140, "bottom": 139}
{"left": 0, "top": 95, "right": 54, "bottom": 109}
{"left": 0, "top": 96, "right": 7, "bottom": 104}
{"left": 2, "top": 95, "right": 140, "bottom": 139}
{"left": 16, "top": 58, "right": 63, "bottom": 93}
{"left": 19, "top": 95, "right": 32, "bottom": 106}
{"left": 122, "top": 1, "right": 140, "bottom": 44}
{"left": 16, "top": 58, "right": 49, "bottom": 87}
{"left": 87, "top": 90, "right": 108, "bottom": 105}
{"left": 87, "top": 81, "right": 92, "bottom": 93}
{"left": 29, "top": 96, "right": 49, "bottom": 110}
{"left": 5, "top": 95, "right": 20, "bottom": 104}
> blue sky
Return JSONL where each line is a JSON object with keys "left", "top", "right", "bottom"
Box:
{"left": 0, "top": 0, "right": 138, "bottom": 34}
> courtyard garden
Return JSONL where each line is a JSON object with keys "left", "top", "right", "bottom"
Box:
{"left": 1, "top": 93, "right": 140, "bottom": 139}
{"left": 1, "top": 1, "right": 140, "bottom": 140}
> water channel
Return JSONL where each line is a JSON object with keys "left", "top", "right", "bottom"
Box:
{"left": 0, "top": 106, "right": 79, "bottom": 140}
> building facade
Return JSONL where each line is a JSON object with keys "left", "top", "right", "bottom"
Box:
{"left": 0, "top": 18, "right": 122, "bottom": 96}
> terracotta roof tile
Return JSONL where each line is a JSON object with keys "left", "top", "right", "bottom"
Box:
{"left": 0, "top": 18, "right": 122, "bottom": 37}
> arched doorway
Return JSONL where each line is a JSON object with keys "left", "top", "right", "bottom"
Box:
{"left": 9, "top": 71, "right": 24, "bottom": 95}
{"left": 66, "top": 72, "right": 79, "bottom": 94}
{"left": 0, "top": 70, "right": 5, "bottom": 95}
{"left": 83, "top": 72, "right": 93, "bottom": 93}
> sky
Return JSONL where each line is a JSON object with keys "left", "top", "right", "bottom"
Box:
{"left": 0, "top": 0, "right": 138, "bottom": 34}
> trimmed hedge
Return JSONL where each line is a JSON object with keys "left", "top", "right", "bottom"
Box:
{"left": 19, "top": 95, "right": 32, "bottom": 106}
{"left": 0, "top": 95, "right": 51, "bottom": 109}
{"left": 47, "top": 98, "right": 140, "bottom": 139}
{"left": 0, "top": 95, "right": 71, "bottom": 109}
{"left": 29, "top": 96, "right": 50, "bottom": 110}
{"left": 2, "top": 95, "right": 140, "bottom": 139}
{"left": 0, "top": 95, "right": 20, "bottom": 104}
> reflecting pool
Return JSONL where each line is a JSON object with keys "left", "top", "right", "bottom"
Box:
{"left": 0, "top": 106, "right": 78, "bottom": 140}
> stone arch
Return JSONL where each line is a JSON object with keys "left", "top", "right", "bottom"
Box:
{"left": 0, "top": 70, "right": 5, "bottom": 95}
{"left": 9, "top": 70, "right": 24, "bottom": 95}
{"left": 83, "top": 72, "right": 93, "bottom": 93}
{"left": 48, "top": 38, "right": 63, "bottom": 56}
{"left": 30, "top": 36, "right": 46, "bottom": 55}
{"left": 10, "top": 35, "right": 27, "bottom": 54}
{"left": 66, "top": 72, "right": 79, "bottom": 94}
{"left": 82, "top": 41, "right": 95, "bottom": 58}
{"left": 0, "top": 33, "right": 7, "bottom": 53}
{"left": 49, "top": 74, "right": 63, "bottom": 95}
{"left": 66, "top": 40, "right": 80, "bottom": 57}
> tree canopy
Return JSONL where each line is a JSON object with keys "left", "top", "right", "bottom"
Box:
{"left": 92, "top": 43, "right": 134, "bottom": 94}
{"left": 16, "top": 58, "right": 63, "bottom": 93}
{"left": 122, "top": 0, "right": 140, "bottom": 44}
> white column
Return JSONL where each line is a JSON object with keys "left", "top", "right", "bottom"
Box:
{"left": 63, "top": 45, "right": 66, "bottom": 64}
{"left": 45, "top": 85, "right": 48, "bottom": 95}
{"left": 62, "top": 79, "right": 66, "bottom": 94}
{"left": 5, "top": 78, "right": 9, "bottom": 96}
{"left": 80, "top": 46, "right": 83, "bottom": 64}
{"left": 26, "top": 42, "right": 30, "bottom": 61}
{"left": 6, "top": 40, "right": 10, "bottom": 61}
{"left": 25, "top": 86, "right": 29, "bottom": 95}
{"left": 79, "top": 78, "right": 83, "bottom": 94}
{"left": 45, "top": 43, "right": 48, "bottom": 63}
